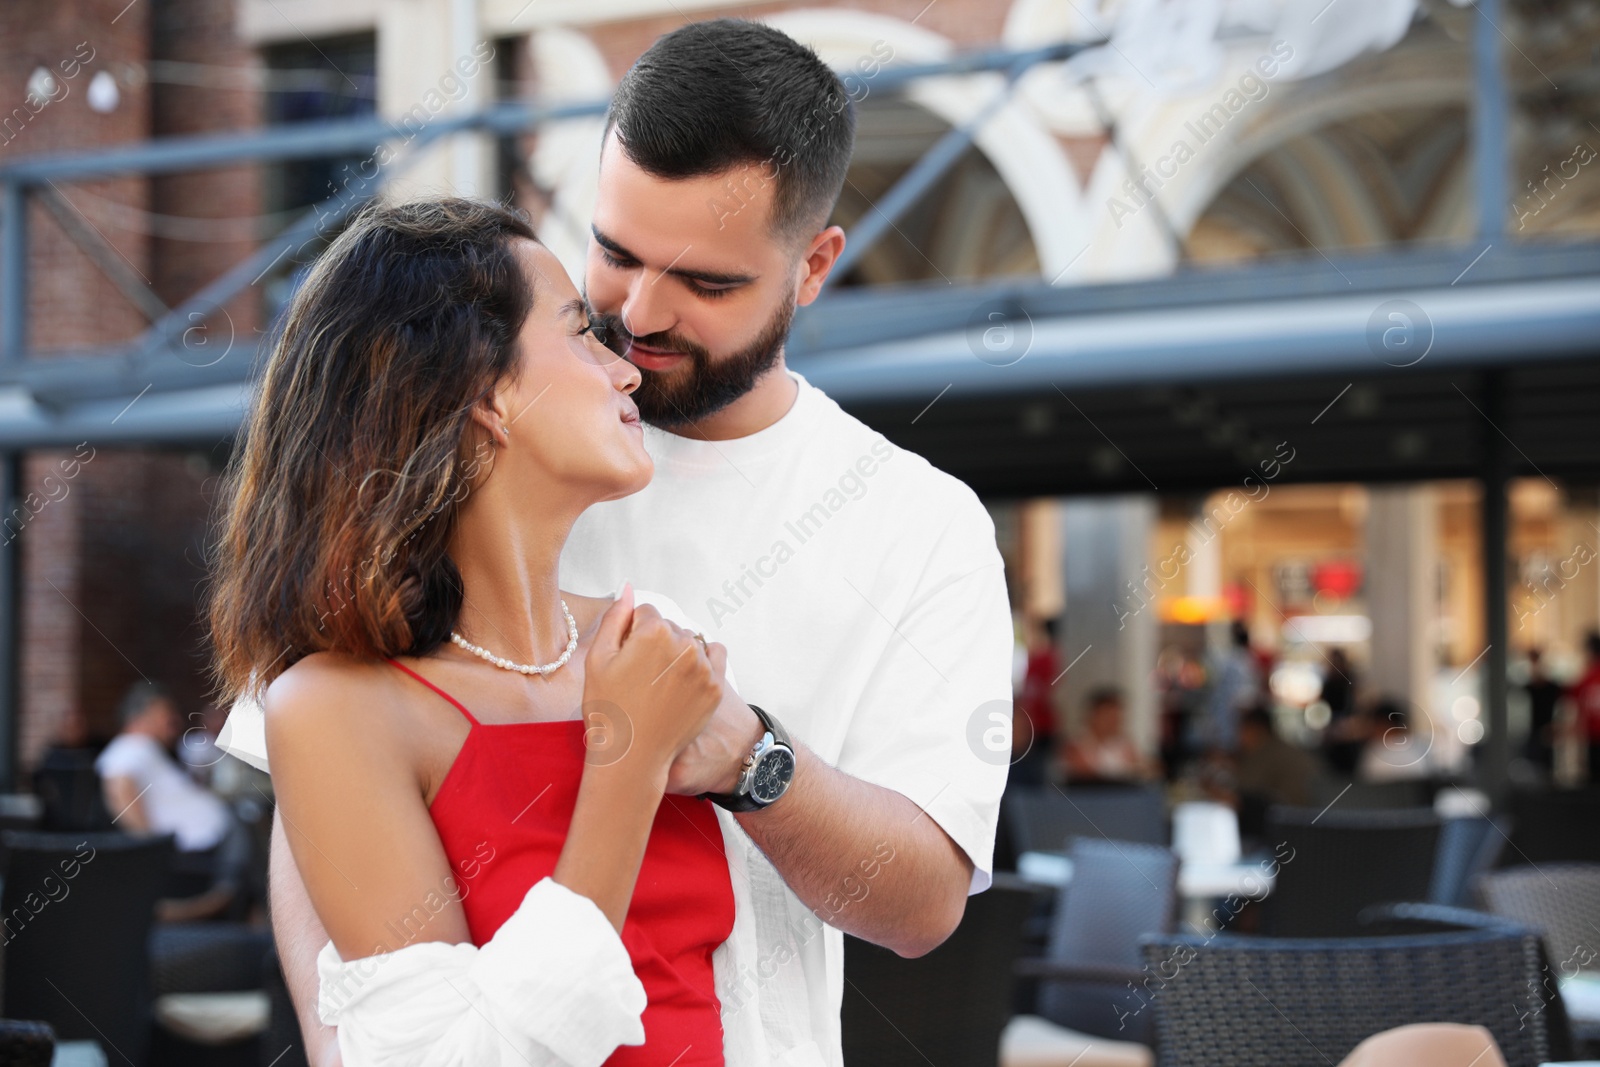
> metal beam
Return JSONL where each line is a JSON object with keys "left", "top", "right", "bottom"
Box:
{"left": 0, "top": 99, "right": 608, "bottom": 184}
{"left": 0, "top": 452, "right": 17, "bottom": 791}
{"left": 827, "top": 50, "right": 1056, "bottom": 287}
{"left": 36, "top": 184, "right": 169, "bottom": 323}
{"left": 1472, "top": 0, "right": 1509, "bottom": 239}
{"left": 1, "top": 181, "right": 25, "bottom": 365}
{"left": 1480, "top": 369, "right": 1511, "bottom": 802}
{"left": 0, "top": 240, "right": 1595, "bottom": 409}
{"left": 0, "top": 43, "right": 1087, "bottom": 187}
{"left": 0, "top": 39, "right": 1089, "bottom": 382}
{"left": 126, "top": 108, "right": 469, "bottom": 369}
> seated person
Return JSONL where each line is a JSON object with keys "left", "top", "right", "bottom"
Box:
{"left": 98, "top": 681, "right": 231, "bottom": 853}
{"left": 1358, "top": 698, "right": 1432, "bottom": 782}
{"left": 1062, "top": 687, "right": 1157, "bottom": 783}
{"left": 99, "top": 683, "right": 244, "bottom": 918}
{"left": 1234, "top": 704, "right": 1316, "bottom": 808}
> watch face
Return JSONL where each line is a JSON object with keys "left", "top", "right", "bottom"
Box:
{"left": 750, "top": 746, "right": 795, "bottom": 804}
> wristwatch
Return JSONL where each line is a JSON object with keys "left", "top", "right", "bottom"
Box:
{"left": 702, "top": 704, "right": 796, "bottom": 812}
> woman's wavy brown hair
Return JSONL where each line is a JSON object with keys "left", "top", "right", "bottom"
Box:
{"left": 208, "top": 198, "right": 538, "bottom": 703}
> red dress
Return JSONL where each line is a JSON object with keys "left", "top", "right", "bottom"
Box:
{"left": 388, "top": 660, "right": 734, "bottom": 1066}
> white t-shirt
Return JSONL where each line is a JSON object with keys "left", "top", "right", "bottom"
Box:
{"left": 559, "top": 369, "right": 1013, "bottom": 1067}
{"left": 95, "top": 733, "right": 230, "bottom": 851}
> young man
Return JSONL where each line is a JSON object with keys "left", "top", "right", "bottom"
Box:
{"left": 257, "top": 20, "right": 1012, "bottom": 1066}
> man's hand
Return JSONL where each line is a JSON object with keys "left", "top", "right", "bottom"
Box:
{"left": 664, "top": 642, "right": 764, "bottom": 796}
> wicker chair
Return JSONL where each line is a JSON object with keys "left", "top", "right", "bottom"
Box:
{"left": 1358, "top": 899, "right": 1575, "bottom": 1058}
{"left": 0, "top": 1020, "right": 55, "bottom": 1067}
{"left": 1309, "top": 778, "right": 1432, "bottom": 811}
{"left": 1005, "top": 785, "right": 1167, "bottom": 856}
{"left": 1429, "top": 815, "right": 1510, "bottom": 907}
{"left": 2, "top": 831, "right": 173, "bottom": 1067}
{"left": 30, "top": 758, "right": 113, "bottom": 832}
{"left": 1139, "top": 919, "right": 1567, "bottom": 1067}
{"left": 1014, "top": 838, "right": 1178, "bottom": 1046}
{"left": 1476, "top": 863, "right": 1600, "bottom": 1050}
{"left": 1262, "top": 805, "right": 1439, "bottom": 938}
{"left": 1476, "top": 863, "right": 1600, "bottom": 970}
{"left": 842, "top": 875, "right": 1044, "bottom": 1067}
{"left": 1506, "top": 788, "right": 1600, "bottom": 863}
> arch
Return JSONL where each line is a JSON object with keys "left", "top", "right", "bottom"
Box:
{"left": 527, "top": 26, "right": 614, "bottom": 281}
{"left": 763, "top": 9, "right": 1083, "bottom": 281}
{"left": 1068, "top": 38, "right": 1471, "bottom": 280}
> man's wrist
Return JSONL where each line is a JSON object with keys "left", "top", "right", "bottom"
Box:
{"left": 713, "top": 703, "right": 766, "bottom": 795}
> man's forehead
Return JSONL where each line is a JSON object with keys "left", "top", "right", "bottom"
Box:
{"left": 594, "top": 131, "right": 778, "bottom": 267}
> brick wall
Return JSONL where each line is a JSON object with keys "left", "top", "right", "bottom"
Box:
{"left": 4, "top": 0, "right": 255, "bottom": 770}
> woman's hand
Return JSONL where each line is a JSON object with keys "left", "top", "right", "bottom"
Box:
{"left": 583, "top": 584, "right": 723, "bottom": 782}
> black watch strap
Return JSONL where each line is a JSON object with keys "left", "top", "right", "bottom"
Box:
{"left": 701, "top": 704, "right": 791, "bottom": 812}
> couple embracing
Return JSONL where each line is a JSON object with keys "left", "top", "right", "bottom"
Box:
{"left": 210, "top": 18, "right": 1012, "bottom": 1067}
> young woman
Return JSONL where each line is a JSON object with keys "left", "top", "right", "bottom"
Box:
{"left": 208, "top": 199, "right": 762, "bottom": 1066}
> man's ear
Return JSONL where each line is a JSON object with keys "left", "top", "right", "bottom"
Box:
{"left": 795, "top": 225, "right": 846, "bottom": 306}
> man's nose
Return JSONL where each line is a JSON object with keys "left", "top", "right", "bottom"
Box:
{"left": 620, "top": 271, "right": 675, "bottom": 340}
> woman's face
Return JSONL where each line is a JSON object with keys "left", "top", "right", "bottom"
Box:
{"left": 479, "top": 240, "right": 650, "bottom": 507}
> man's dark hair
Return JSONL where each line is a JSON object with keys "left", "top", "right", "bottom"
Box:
{"left": 1086, "top": 686, "right": 1122, "bottom": 712}
{"left": 1373, "top": 698, "right": 1407, "bottom": 731}
{"left": 605, "top": 19, "right": 857, "bottom": 239}
{"left": 118, "top": 680, "right": 171, "bottom": 728}
{"left": 1587, "top": 631, "right": 1600, "bottom": 660}
{"left": 1241, "top": 705, "right": 1274, "bottom": 734}
{"left": 1231, "top": 620, "right": 1250, "bottom": 648}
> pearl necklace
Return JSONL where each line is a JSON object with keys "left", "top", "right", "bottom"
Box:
{"left": 450, "top": 600, "right": 578, "bottom": 676}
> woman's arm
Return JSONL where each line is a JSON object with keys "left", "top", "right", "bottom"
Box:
{"left": 265, "top": 590, "right": 722, "bottom": 1066}
{"left": 264, "top": 661, "right": 659, "bottom": 1066}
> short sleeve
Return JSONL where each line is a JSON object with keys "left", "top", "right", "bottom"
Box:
{"left": 833, "top": 500, "right": 1014, "bottom": 893}
{"left": 95, "top": 734, "right": 159, "bottom": 781}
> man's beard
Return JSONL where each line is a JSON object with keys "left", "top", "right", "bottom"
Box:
{"left": 592, "top": 299, "right": 795, "bottom": 429}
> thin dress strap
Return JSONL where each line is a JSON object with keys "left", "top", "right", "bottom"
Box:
{"left": 385, "top": 659, "right": 481, "bottom": 727}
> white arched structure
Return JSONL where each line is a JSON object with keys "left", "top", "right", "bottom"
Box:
{"left": 764, "top": 9, "right": 1085, "bottom": 281}
{"left": 529, "top": 8, "right": 1085, "bottom": 285}
{"left": 528, "top": 26, "right": 614, "bottom": 282}
{"left": 1068, "top": 39, "right": 1472, "bottom": 280}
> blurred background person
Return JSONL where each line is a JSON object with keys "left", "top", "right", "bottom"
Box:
{"left": 1359, "top": 697, "right": 1433, "bottom": 782}
{"left": 1569, "top": 631, "right": 1600, "bottom": 783}
{"left": 1014, "top": 615, "right": 1062, "bottom": 785}
{"left": 1063, "top": 686, "right": 1157, "bottom": 784}
{"left": 1197, "top": 620, "right": 1260, "bottom": 756}
{"left": 97, "top": 681, "right": 230, "bottom": 854}
{"left": 1156, "top": 646, "right": 1206, "bottom": 780}
{"left": 1319, "top": 647, "right": 1366, "bottom": 775}
{"left": 1521, "top": 647, "right": 1563, "bottom": 775}
{"left": 1234, "top": 704, "right": 1316, "bottom": 809}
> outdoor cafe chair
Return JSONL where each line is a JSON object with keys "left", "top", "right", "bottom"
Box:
{"left": 842, "top": 874, "right": 1042, "bottom": 1067}
{"left": 1013, "top": 838, "right": 1178, "bottom": 1048}
{"left": 1006, "top": 785, "right": 1167, "bottom": 857}
{"left": 1139, "top": 915, "right": 1567, "bottom": 1067}
{"left": 2, "top": 831, "right": 173, "bottom": 1067}
{"left": 1261, "top": 805, "right": 1438, "bottom": 938}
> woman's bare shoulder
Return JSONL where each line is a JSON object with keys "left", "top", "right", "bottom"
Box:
{"left": 263, "top": 652, "right": 403, "bottom": 743}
